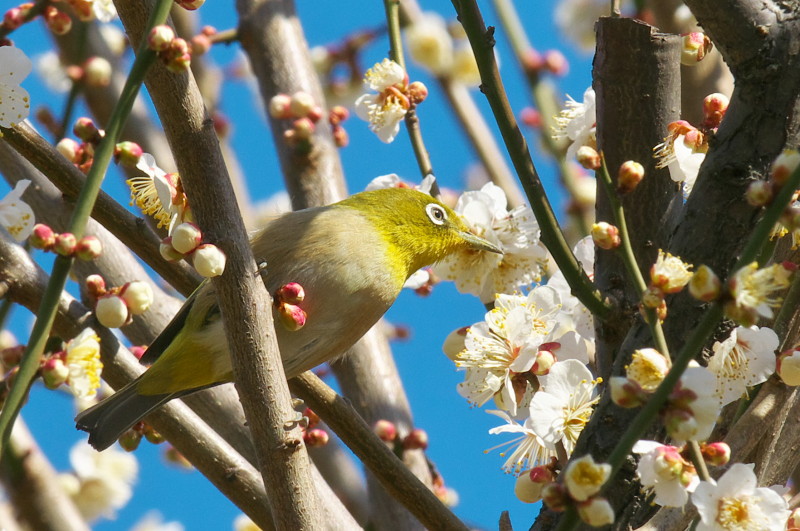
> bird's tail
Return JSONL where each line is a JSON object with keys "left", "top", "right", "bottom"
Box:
{"left": 75, "top": 381, "right": 175, "bottom": 451}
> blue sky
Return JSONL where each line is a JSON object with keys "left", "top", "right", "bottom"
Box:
{"left": 10, "top": 1, "right": 595, "bottom": 529}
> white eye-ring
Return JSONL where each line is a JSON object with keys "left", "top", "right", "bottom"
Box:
{"left": 425, "top": 203, "right": 447, "bottom": 225}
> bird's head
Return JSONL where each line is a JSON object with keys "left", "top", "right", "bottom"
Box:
{"left": 340, "top": 187, "right": 502, "bottom": 278}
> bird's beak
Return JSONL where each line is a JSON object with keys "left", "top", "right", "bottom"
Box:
{"left": 459, "top": 230, "right": 503, "bottom": 254}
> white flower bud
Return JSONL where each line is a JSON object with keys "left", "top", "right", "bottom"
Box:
{"left": 95, "top": 294, "right": 129, "bottom": 328}
{"left": 171, "top": 222, "right": 202, "bottom": 254}
{"left": 120, "top": 281, "right": 154, "bottom": 315}
{"left": 192, "top": 243, "right": 226, "bottom": 277}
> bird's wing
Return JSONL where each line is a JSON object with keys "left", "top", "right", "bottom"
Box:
{"left": 138, "top": 285, "right": 202, "bottom": 365}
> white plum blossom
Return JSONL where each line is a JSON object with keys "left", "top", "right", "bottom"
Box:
{"left": 486, "top": 409, "right": 555, "bottom": 474}
{"left": 405, "top": 12, "right": 453, "bottom": 75}
{"left": 433, "top": 182, "right": 548, "bottom": 302}
{"left": 654, "top": 129, "right": 706, "bottom": 198}
{"left": 668, "top": 364, "right": 720, "bottom": 443}
{"left": 553, "top": 87, "right": 596, "bottom": 163}
{"left": 128, "top": 153, "right": 183, "bottom": 231}
{"left": 0, "top": 46, "right": 32, "bottom": 127}
{"left": 633, "top": 440, "right": 698, "bottom": 507}
{"left": 529, "top": 359, "right": 600, "bottom": 455}
{"left": 34, "top": 51, "right": 71, "bottom": 93}
{"left": 453, "top": 286, "right": 590, "bottom": 415}
{"left": 727, "top": 262, "right": 792, "bottom": 323}
{"left": 0, "top": 179, "right": 35, "bottom": 241}
{"left": 64, "top": 328, "right": 103, "bottom": 399}
{"left": 59, "top": 441, "right": 138, "bottom": 522}
{"left": 708, "top": 326, "right": 778, "bottom": 406}
{"left": 692, "top": 463, "right": 790, "bottom": 531}
{"left": 354, "top": 59, "right": 408, "bottom": 143}
{"left": 92, "top": 0, "right": 117, "bottom": 23}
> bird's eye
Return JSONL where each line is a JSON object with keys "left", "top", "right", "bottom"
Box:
{"left": 425, "top": 203, "right": 447, "bottom": 225}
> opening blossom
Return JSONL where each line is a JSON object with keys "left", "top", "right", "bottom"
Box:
{"left": 64, "top": 328, "right": 103, "bottom": 399}
{"left": 553, "top": 87, "right": 596, "bottom": 163}
{"left": 0, "top": 46, "right": 32, "bottom": 128}
{"left": 650, "top": 250, "right": 693, "bottom": 294}
{"left": 708, "top": 326, "right": 778, "bottom": 406}
{"left": 654, "top": 122, "right": 706, "bottom": 197}
{"left": 354, "top": 59, "right": 409, "bottom": 143}
{"left": 726, "top": 261, "right": 793, "bottom": 326}
{"left": 0, "top": 179, "right": 35, "bottom": 241}
{"left": 633, "top": 440, "right": 698, "bottom": 507}
{"left": 433, "top": 182, "right": 548, "bottom": 302}
{"left": 692, "top": 463, "right": 790, "bottom": 531}
{"left": 127, "top": 153, "right": 184, "bottom": 231}
{"left": 666, "top": 363, "right": 720, "bottom": 443}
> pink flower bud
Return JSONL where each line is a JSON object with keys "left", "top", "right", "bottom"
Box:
{"left": 403, "top": 428, "right": 429, "bottom": 450}
{"left": 702, "top": 93, "right": 729, "bottom": 129}
{"left": 292, "top": 117, "right": 316, "bottom": 140}
{"left": 407, "top": 81, "right": 428, "bottom": 104}
{"left": 576, "top": 146, "right": 601, "bottom": 170}
{"left": 269, "top": 94, "right": 293, "bottom": 119}
{"left": 680, "top": 32, "right": 712, "bottom": 65}
{"left": 120, "top": 281, "right": 154, "bottom": 315}
{"left": 56, "top": 138, "right": 81, "bottom": 162}
{"left": 276, "top": 282, "right": 305, "bottom": 304}
{"left": 54, "top": 232, "right": 77, "bottom": 256}
{"left": 118, "top": 428, "right": 143, "bottom": 452}
{"left": 130, "top": 345, "right": 147, "bottom": 360}
{"left": 83, "top": 57, "right": 112, "bottom": 87}
{"left": 531, "top": 347, "right": 557, "bottom": 376}
{"left": 85, "top": 274, "right": 106, "bottom": 298}
{"left": 745, "top": 180, "right": 773, "bottom": 207}
{"left": 700, "top": 442, "right": 730, "bottom": 467}
{"left": 30, "top": 224, "right": 56, "bottom": 250}
{"left": 3, "top": 7, "right": 25, "bottom": 31}
{"left": 543, "top": 49, "right": 568, "bottom": 76}
{"left": 373, "top": 419, "right": 397, "bottom": 442}
{"left": 303, "top": 428, "right": 329, "bottom": 447}
{"left": 75, "top": 235, "right": 103, "bottom": 260}
{"left": 332, "top": 126, "right": 349, "bottom": 148}
{"left": 515, "top": 466, "right": 553, "bottom": 504}
{"left": 591, "top": 222, "right": 620, "bottom": 250}
{"left": 159, "top": 238, "right": 185, "bottom": 262}
{"left": 609, "top": 377, "right": 646, "bottom": 408}
{"left": 175, "top": 0, "right": 205, "bottom": 10}
{"left": 617, "top": 160, "right": 645, "bottom": 194}
{"left": 164, "top": 38, "right": 191, "bottom": 73}
{"left": 73, "top": 117, "right": 102, "bottom": 144}
{"left": 44, "top": 7, "right": 72, "bottom": 35}
{"left": 770, "top": 149, "right": 800, "bottom": 186}
{"left": 329, "top": 106, "right": 349, "bottom": 125}
{"left": 192, "top": 243, "right": 226, "bottom": 278}
{"left": 289, "top": 91, "right": 315, "bottom": 118}
{"left": 777, "top": 348, "right": 800, "bottom": 386}
{"left": 69, "top": 0, "right": 94, "bottom": 21}
{"left": 96, "top": 294, "right": 130, "bottom": 328}
{"left": 688, "top": 265, "right": 721, "bottom": 302}
{"left": 113, "top": 142, "right": 143, "bottom": 167}
{"left": 171, "top": 222, "right": 202, "bottom": 254}
{"left": 149, "top": 25, "right": 175, "bottom": 52}
{"left": 306, "top": 106, "right": 324, "bottom": 123}
{"left": 277, "top": 302, "right": 306, "bottom": 331}
{"left": 788, "top": 508, "right": 800, "bottom": 530}
{"left": 521, "top": 48, "right": 544, "bottom": 72}
{"left": 190, "top": 34, "right": 212, "bottom": 56}
{"left": 541, "top": 482, "right": 568, "bottom": 512}
{"left": 41, "top": 357, "right": 69, "bottom": 389}
{"left": 143, "top": 425, "right": 165, "bottom": 444}
{"left": 520, "top": 107, "right": 541, "bottom": 128}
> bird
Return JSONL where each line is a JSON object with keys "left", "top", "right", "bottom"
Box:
{"left": 76, "top": 187, "right": 501, "bottom": 450}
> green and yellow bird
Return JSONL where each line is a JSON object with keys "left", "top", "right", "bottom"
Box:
{"left": 76, "top": 187, "right": 501, "bottom": 450}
